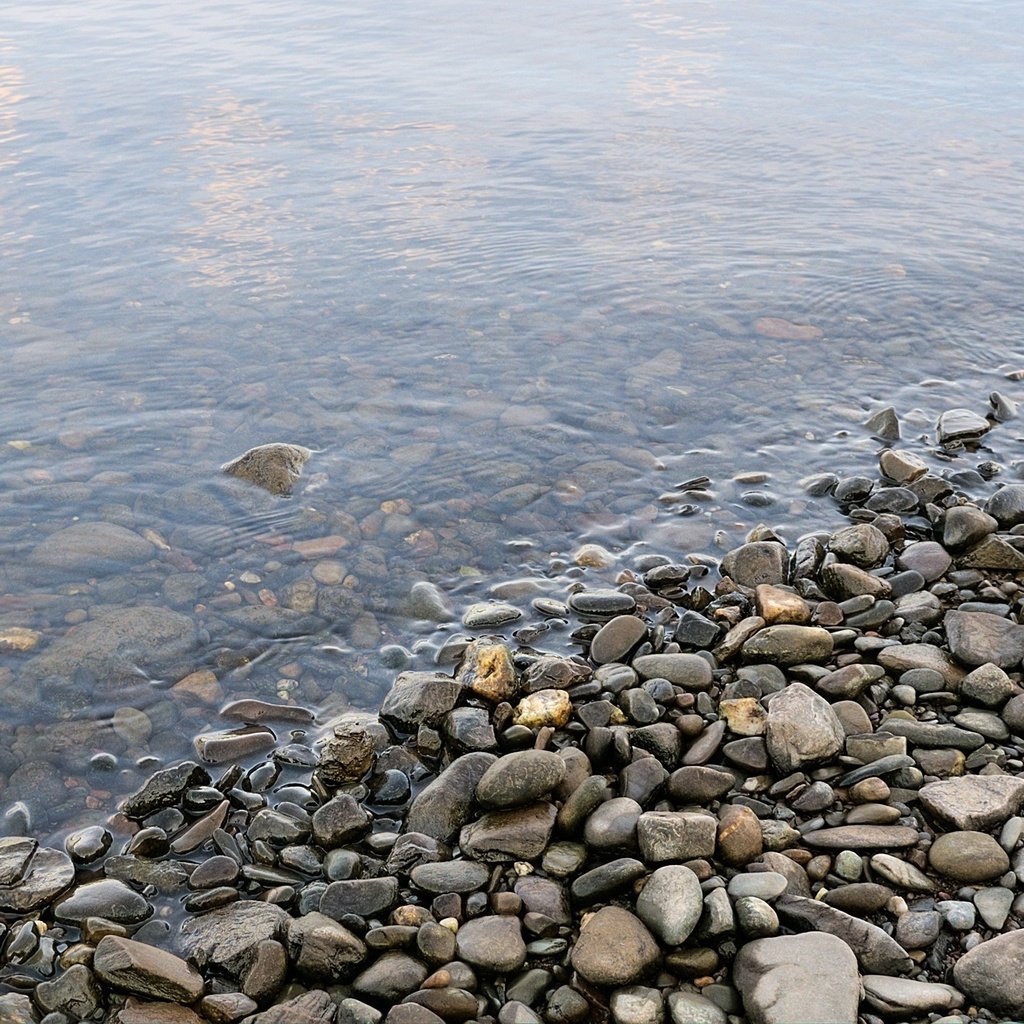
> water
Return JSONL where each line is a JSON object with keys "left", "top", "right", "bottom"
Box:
{"left": 0, "top": 0, "right": 1022, "bottom": 836}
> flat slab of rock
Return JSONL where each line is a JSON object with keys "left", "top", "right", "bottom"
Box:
{"left": 945, "top": 610, "right": 1024, "bottom": 669}
{"left": 734, "top": 932, "right": 859, "bottom": 1024}
{"left": 776, "top": 895, "right": 913, "bottom": 975}
{"left": 953, "top": 930, "right": 1024, "bottom": 1018}
{"left": 0, "top": 839, "right": 75, "bottom": 913}
{"left": 94, "top": 936, "right": 204, "bottom": 1003}
{"left": 178, "top": 901, "right": 289, "bottom": 977}
{"left": 919, "top": 774, "right": 1024, "bottom": 830}
{"left": 30, "top": 521, "right": 155, "bottom": 573}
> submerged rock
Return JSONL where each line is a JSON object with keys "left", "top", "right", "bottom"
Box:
{"left": 221, "top": 443, "right": 312, "bottom": 495}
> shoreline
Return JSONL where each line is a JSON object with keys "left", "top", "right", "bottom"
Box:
{"left": 2, "top": 398, "right": 1024, "bottom": 1023}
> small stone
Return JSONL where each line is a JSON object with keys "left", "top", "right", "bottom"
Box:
{"left": 512, "top": 689, "right": 571, "bottom": 728}
{"left": 829, "top": 523, "right": 890, "bottom": 567}
{"left": 456, "top": 640, "right": 518, "bottom": 702}
{"left": 878, "top": 449, "right": 927, "bottom": 484}
{"left": 591, "top": 616, "right": 648, "bottom": 664}
{"left": 753, "top": 585, "right": 811, "bottom": 625}
{"left": 719, "top": 698, "right": 767, "bottom": 736}
{"left": 974, "top": 886, "right": 1014, "bottom": 930}
{"left": 937, "top": 407, "right": 990, "bottom": 445}
{"left": 742, "top": 626, "right": 834, "bottom": 666}
{"left": 720, "top": 542, "right": 788, "bottom": 588}
{"left": 961, "top": 663, "right": 1017, "bottom": 707}
{"left": 631, "top": 654, "right": 712, "bottom": 689}
{"left": 462, "top": 602, "right": 522, "bottom": 628}
{"left": 476, "top": 750, "right": 566, "bottom": 809}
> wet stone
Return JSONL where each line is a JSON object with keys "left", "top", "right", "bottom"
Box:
{"left": 320, "top": 877, "right": 399, "bottom": 920}
{"left": 591, "top": 615, "right": 648, "bottom": 664}
{"left": 455, "top": 915, "right": 527, "bottom": 973}
{"left": 568, "top": 589, "right": 636, "bottom": 617}
{"left": 631, "top": 653, "right": 712, "bottom": 688}
{"left": 94, "top": 936, "right": 204, "bottom": 1004}
{"left": 54, "top": 880, "right": 151, "bottom": 926}
{"left": 476, "top": 750, "right": 566, "bottom": 808}
{"left": 720, "top": 542, "right": 788, "bottom": 588}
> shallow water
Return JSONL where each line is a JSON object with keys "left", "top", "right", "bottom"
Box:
{"left": 0, "top": 0, "right": 1022, "bottom": 836}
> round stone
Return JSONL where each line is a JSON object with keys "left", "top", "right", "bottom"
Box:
{"left": 570, "top": 907, "right": 660, "bottom": 986}
{"left": 591, "top": 616, "right": 648, "bottom": 665}
{"left": 454, "top": 915, "right": 526, "bottom": 973}
{"left": 928, "top": 831, "right": 1010, "bottom": 882}
{"left": 636, "top": 865, "right": 703, "bottom": 945}
{"left": 476, "top": 750, "right": 566, "bottom": 809}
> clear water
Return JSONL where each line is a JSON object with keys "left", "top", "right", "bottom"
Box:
{"left": 1, "top": 0, "right": 1022, "bottom": 836}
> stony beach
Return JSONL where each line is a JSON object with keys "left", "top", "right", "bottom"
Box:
{"left": 2, "top": 398, "right": 1024, "bottom": 1024}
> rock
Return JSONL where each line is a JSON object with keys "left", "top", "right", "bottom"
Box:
{"left": 351, "top": 953, "right": 427, "bottom": 1003}
{"left": 591, "top": 616, "right": 648, "bottom": 664}
{"left": 460, "top": 801, "right": 556, "bottom": 861}
{"left": 0, "top": 838, "right": 75, "bottom": 916}
{"left": 986, "top": 484, "right": 1024, "bottom": 528}
{"left": 876, "top": 643, "right": 964, "bottom": 685}
{"left": 918, "top": 774, "right": 1024, "bottom": 830}
{"left": 609, "top": 986, "right": 664, "bottom": 1024}
{"left": 667, "top": 766, "right": 735, "bottom": 803}
{"left": 820, "top": 562, "right": 891, "bottom": 600}
{"left": 316, "top": 718, "right": 377, "bottom": 785}
{"left": 865, "top": 407, "right": 901, "bottom": 440}
{"left": 742, "top": 626, "right": 833, "bottom": 666}
{"left": 25, "top": 605, "right": 198, "bottom": 686}
{"left": 34, "top": 963, "right": 102, "bottom": 1018}
{"left": 928, "top": 830, "right": 1009, "bottom": 881}
{"left": 753, "top": 585, "right": 810, "bottom": 625}
{"left": 476, "top": 750, "right": 566, "bottom": 808}
{"left": 407, "top": 581, "right": 454, "bottom": 622}
{"left": 379, "top": 672, "right": 464, "bottom": 732}
{"left": 896, "top": 541, "right": 951, "bottom": 582}
{"left": 937, "top": 408, "right": 990, "bottom": 445}
{"left": 409, "top": 860, "right": 489, "bottom": 894}
{"left": 953, "top": 930, "right": 1024, "bottom": 1018}
{"left": 958, "top": 534, "right": 1024, "bottom": 570}
{"left": 961, "top": 663, "right": 1017, "bottom": 707}
{"left": 94, "top": 936, "right": 204, "bottom": 1003}
{"left": 570, "top": 907, "right": 660, "bottom": 986}
{"left": 511, "top": 688, "right": 571, "bottom": 728}
{"left": 876, "top": 717, "right": 981, "bottom": 750}
{"left": 221, "top": 443, "right": 311, "bottom": 495}
{"left": 733, "top": 933, "right": 859, "bottom": 1024}
{"left": 666, "top": 991, "right": 726, "bottom": 1024}
{"left": 30, "top": 522, "right": 154, "bottom": 573}
{"left": 178, "top": 901, "right": 289, "bottom": 978}
{"left": 195, "top": 727, "right": 276, "bottom": 764}
{"left": 878, "top": 449, "right": 926, "bottom": 484}
{"left": 974, "top": 886, "right": 1014, "bottom": 929}
{"left": 943, "top": 505, "right": 998, "bottom": 548}
{"left": 243, "top": 990, "right": 336, "bottom": 1024}
{"left": 54, "top": 879, "right": 151, "bottom": 925}
{"left": 829, "top": 524, "right": 890, "bottom": 567}
{"left": 122, "top": 763, "right": 211, "bottom": 819}
{"left": 320, "top": 878, "right": 399, "bottom": 919}
{"left": 636, "top": 865, "right": 703, "bottom": 945}
{"left": 719, "top": 698, "right": 767, "bottom": 736}
{"left": 312, "top": 794, "right": 371, "bottom": 848}
{"left": 764, "top": 683, "right": 844, "bottom": 774}
{"left": 717, "top": 805, "right": 763, "bottom": 865}
{"left": 945, "top": 610, "right": 1024, "bottom": 669}
{"left": 455, "top": 640, "right": 518, "bottom": 702}
{"left": 775, "top": 896, "right": 912, "bottom": 975}
{"left": 455, "top": 915, "right": 527, "bottom": 973}
{"left": 405, "top": 752, "right": 497, "bottom": 842}
{"left": 286, "top": 911, "right": 367, "bottom": 980}
{"left": 637, "top": 811, "right": 716, "bottom": 863}
{"left": 801, "top": 826, "right": 918, "bottom": 850}
{"left": 462, "top": 602, "right": 522, "bottom": 628}
{"left": 632, "top": 654, "right": 712, "bottom": 689}
{"left": 868, "top": 854, "right": 936, "bottom": 893}
{"left": 727, "top": 872, "right": 788, "bottom": 901}
{"left": 720, "top": 542, "right": 788, "bottom": 588}
{"left": 861, "top": 976, "right": 964, "bottom": 1018}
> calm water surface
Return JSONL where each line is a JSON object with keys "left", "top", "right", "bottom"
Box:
{"left": 1, "top": 0, "right": 1023, "bottom": 835}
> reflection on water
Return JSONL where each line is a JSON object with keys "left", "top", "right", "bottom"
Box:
{"left": 0, "top": 0, "right": 1022, "bottom": 836}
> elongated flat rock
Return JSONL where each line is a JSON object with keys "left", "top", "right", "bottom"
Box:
{"left": 802, "top": 825, "right": 919, "bottom": 850}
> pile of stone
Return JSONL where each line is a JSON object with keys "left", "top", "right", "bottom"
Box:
{"left": 3, "top": 433, "right": 1024, "bottom": 1023}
